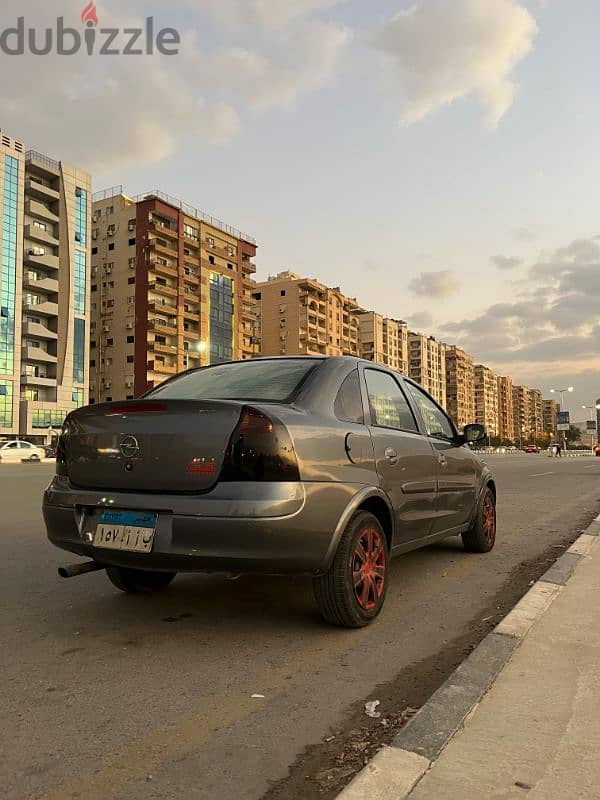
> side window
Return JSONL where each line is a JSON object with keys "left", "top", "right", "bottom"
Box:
{"left": 406, "top": 383, "right": 455, "bottom": 441}
{"left": 6, "top": 442, "right": 19, "bottom": 449}
{"left": 334, "top": 370, "right": 364, "bottom": 424}
{"left": 365, "top": 370, "right": 419, "bottom": 433}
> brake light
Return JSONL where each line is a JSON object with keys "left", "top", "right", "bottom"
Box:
{"left": 220, "top": 407, "right": 299, "bottom": 482}
{"left": 106, "top": 402, "right": 167, "bottom": 416}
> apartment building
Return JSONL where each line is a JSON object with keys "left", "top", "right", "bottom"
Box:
{"left": 512, "top": 385, "right": 531, "bottom": 443}
{"left": 89, "top": 188, "right": 257, "bottom": 403}
{"left": 0, "top": 131, "right": 91, "bottom": 442}
{"left": 445, "top": 345, "right": 475, "bottom": 429}
{"left": 407, "top": 332, "right": 447, "bottom": 408}
{"left": 358, "top": 312, "right": 408, "bottom": 374}
{"left": 528, "top": 388, "right": 544, "bottom": 440}
{"left": 253, "top": 271, "right": 360, "bottom": 358}
{"left": 497, "top": 376, "right": 514, "bottom": 442}
{"left": 474, "top": 365, "right": 499, "bottom": 437}
{"left": 543, "top": 399, "right": 560, "bottom": 438}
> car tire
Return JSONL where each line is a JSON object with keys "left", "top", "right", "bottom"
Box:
{"left": 313, "top": 510, "right": 388, "bottom": 628}
{"left": 462, "top": 487, "right": 496, "bottom": 553}
{"left": 29, "top": 454, "right": 40, "bottom": 462}
{"left": 106, "top": 566, "right": 177, "bottom": 594}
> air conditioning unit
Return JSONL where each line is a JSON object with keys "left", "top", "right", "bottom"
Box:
{"left": 125, "top": 380, "right": 134, "bottom": 388}
{"left": 107, "top": 228, "right": 115, "bottom": 237}
{"left": 103, "top": 325, "right": 110, "bottom": 333}
{"left": 92, "top": 213, "right": 99, "bottom": 223}
{"left": 126, "top": 322, "right": 134, "bottom": 330}
{"left": 103, "top": 381, "right": 111, "bottom": 389}
{"left": 106, "top": 266, "right": 112, "bottom": 273}
{"left": 92, "top": 231, "right": 98, "bottom": 240}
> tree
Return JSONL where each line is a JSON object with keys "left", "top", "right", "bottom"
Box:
{"left": 565, "top": 425, "right": 582, "bottom": 445}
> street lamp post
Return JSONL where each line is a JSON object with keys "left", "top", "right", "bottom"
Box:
{"left": 550, "top": 386, "right": 574, "bottom": 451}
{"left": 581, "top": 404, "right": 600, "bottom": 450}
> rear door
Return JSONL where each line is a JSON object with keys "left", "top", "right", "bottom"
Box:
{"left": 405, "top": 382, "right": 480, "bottom": 534}
{"left": 362, "top": 368, "right": 438, "bottom": 546}
{"left": 2, "top": 442, "right": 20, "bottom": 462}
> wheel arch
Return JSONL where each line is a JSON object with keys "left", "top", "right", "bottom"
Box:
{"left": 323, "top": 487, "right": 394, "bottom": 569}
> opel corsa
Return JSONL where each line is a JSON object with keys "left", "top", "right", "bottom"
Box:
{"left": 43, "top": 357, "right": 496, "bottom": 627}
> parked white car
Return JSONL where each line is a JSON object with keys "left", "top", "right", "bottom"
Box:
{"left": 0, "top": 440, "right": 45, "bottom": 463}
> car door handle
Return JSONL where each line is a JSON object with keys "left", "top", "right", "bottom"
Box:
{"left": 438, "top": 453, "right": 448, "bottom": 467}
{"left": 385, "top": 448, "right": 398, "bottom": 464}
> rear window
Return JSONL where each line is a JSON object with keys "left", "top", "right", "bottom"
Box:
{"left": 146, "top": 359, "right": 320, "bottom": 402}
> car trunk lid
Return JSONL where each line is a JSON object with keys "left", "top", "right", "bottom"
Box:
{"left": 64, "top": 400, "right": 244, "bottom": 493}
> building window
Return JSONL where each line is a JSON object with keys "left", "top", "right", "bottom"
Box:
{"left": 75, "top": 187, "right": 88, "bottom": 246}
{"left": 1, "top": 155, "right": 18, "bottom": 377}
{"left": 209, "top": 255, "right": 215, "bottom": 265}
{"left": 106, "top": 206, "right": 114, "bottom": 215}
{"left": 108, "top": 243, "right": 115, "bottom": 251}
{"left": 184, "top": 224, "right": 198, "bottom": 240}
{"left": 280, "top": 290, "right": 286, "bottom": 297}
{"left": 128, "top": 277, "right": 135, "bottom": 285}
{"left": 74, "top": 250, "right": 86, "bottom": 314}
{"left": 128, "top": 257, "right": 136, "bottom": 270}
{"left": 209, "top": 272, "right": 233, "bottom": 364}
{"left": 73, "top": 319, "right": 86, "bottom": 384}
{"left": 207, "top": 236, "right": 215, "bottom": 247}
{"left": 128, "top": 238, "right": 136, "bottom": 246}
{"left": 127, "top": 336, "right": 134, "bottom": 344}
{"left": 106, "top": 338, "right": 114, "bottom": 347}
{"left": 127, "top": 355, "right": 134, "bottom": 363}
{"left": 31, "top": 409, "right": 69, "bottom": 429}
{"left": 72, "top": 388, "right": 84, "bottom": 407}
{"left": 0, "top": 380, "right": 13, "bottom": 429}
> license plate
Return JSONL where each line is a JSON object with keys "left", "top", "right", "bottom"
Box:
{"left": 93, "top": 510, "right": 156, "bottom": 553}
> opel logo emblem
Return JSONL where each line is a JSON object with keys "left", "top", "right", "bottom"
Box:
{"left": 119, "top": 435, "right": 140, "bottom": 458}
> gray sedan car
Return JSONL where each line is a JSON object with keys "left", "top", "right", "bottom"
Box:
{"left": 44, "top": 356, "right": 496, "bottom": 627}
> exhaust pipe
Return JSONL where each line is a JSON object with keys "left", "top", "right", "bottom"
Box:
{"left": 58, "top": 561, "right": 105, "bottom": 579}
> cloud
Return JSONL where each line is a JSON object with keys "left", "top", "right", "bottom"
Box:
{"left": 207, "top": 22, "right": 352, "bottom": 112}
{"left": 408, "top": 311, "right": 434, "bottom": 330}
{"left": 374, "top": 0, "right": 537, "bottom": 127}
{"left": 491, "top": 254, "right": 522, "bottom": 270}
{"left": 440, "top": 237, "right": 600, "bottom": 387}
{"left": 409, "top": 270, "right": 461, "bottom": 298}
{"left": 250, "top": 0, "right": 349, "bottom": 30}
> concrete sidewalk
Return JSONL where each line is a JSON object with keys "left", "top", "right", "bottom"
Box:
{"left": 340, "top": 518, "right": 600, "bottom": 800}
{"left": 409, "top": 530, "right": 600, "bottom": 799}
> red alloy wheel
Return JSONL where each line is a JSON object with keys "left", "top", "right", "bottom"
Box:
{"left": 483, "top": 493, "right": 496, "bottom": 546}
{"left": 352, "top": 529, "right": 386, "bottom": 611}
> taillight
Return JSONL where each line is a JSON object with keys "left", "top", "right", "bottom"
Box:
{"left": 220, "top": 407, "right": 300, "bottom": 482}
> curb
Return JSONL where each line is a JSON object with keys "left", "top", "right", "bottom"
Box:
{"left": 337, "top": 514, "right": 600, "bottom": 799}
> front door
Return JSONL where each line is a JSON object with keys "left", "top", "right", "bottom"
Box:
{"left": 363, "top": 368, "right": 438, "bottom": 547}
{"left": 405, "top": 383, "right": 480, "bottom": 534}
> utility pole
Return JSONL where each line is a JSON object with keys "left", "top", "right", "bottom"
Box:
{"left": 550, "top": 386, "right": 574, "bottom": 451}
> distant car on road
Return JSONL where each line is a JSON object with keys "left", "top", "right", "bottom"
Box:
{"left": 0, "top": 440, "right": 45, "bottom": 463}
{"left": 523, "top": 444, "right": 540, "bottom": 454}
{"left": 594, "top": 445, "right": 600, "bottom": 457}
{"left": 44, "top": 357, "right": 497, "bottom": 628}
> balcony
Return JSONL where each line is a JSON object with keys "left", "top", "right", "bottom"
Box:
{"left": 184, "top": 250, "right": 199, "bottom": 265}
{"left": 148, "top": 281, "right": 178, "bottom": 299}
{"left": 149, "top": 360, "right": 178, "bottom": 376}
{"left": 149, "top": 219, "right": 179, "bottom": 240}
{"left": 25, "top": 198, "right": 59, "bottom": 224}
{"left": 148, "top": 317, "right": 177, "bottom": 333}
{"left": 25, "top": 177, "right": 59, "bottom": 202}
{"left": 183, "top": 308, "right": 200, "bottom": 322}
{"left": 149, "top": 261, "right": 178, "bottom": 279}
{"left": 25, "top": 223, "right": 59, "bottom": 247}
{"left": 183, "top": 270, "right": 200, "bottom": 285}
{"left": 22, "top": 321, "right": 57, "bottom": 340}
{"left": 23, "top": 300, "right": 59, "bottom": 317}
{"left": 151, "top": 342, "right": 178, "bottom": 357}
{"left": 22, "top": 346, "right": 57, "bottom": 364}
{"left": 24, "top": 274, "right": 59, "bottom": 294}
{"left": 24, "top": 249, "right": 59, "bottom": 271}
{"left": 21, "top": 373, "right": 56, "bottom": 387}
{"left": 149, "top": 300, "right": 178, "bottom": 316}
{"left": 148, "top": 237, "right": 178, "bottom": 256}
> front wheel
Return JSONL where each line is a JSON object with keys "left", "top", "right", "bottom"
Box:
{"left": 106, "top": 566, "right": 176, "bottom": 594}
{"left": 462, "top": 488, "right": 496, "bottom": 553}
{"left": 313, "top": 510, "right": 388, "bottom": 628}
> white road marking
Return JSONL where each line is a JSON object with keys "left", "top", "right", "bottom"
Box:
{"left": 530, "top": 472, "right": 554, "bottom": 477}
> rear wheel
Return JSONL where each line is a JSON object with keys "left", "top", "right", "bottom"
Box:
{"left": 29, "top": 453, "right": 41, "bottom": 462}
{"left": 313, "top": 511, "right": 388, "bottom": 628}
{"left": 462, "top": 488, "right": 496, "bottom": 553}
{"left": 106, "top": 566, "right": 176, "bottom": 594}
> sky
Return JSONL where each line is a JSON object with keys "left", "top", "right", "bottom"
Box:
{"left": 1, "top": 0, "right": 599, "bottom": 414}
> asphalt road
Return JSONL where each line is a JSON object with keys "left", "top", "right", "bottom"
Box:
{"left": 3, "top": 456, "right": 600, "bottom": 800}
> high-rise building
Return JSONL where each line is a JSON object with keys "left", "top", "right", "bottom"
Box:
{"left": 474, "top": 365, "right": 499, "bottom": 437}
{"left": 528, "top": 389, "right": 544, "bottom": 440}
{"left": 358, "top": 312, "right": 408, "bottom": 374}
{"left": 407, "top": 332, "right": 447, "bottom": 408}
{"left": 89, "top": 188, "right": 257, "bottom": 403}
{"left": 445, "top": 345, "right": 475, "bottom": 429}
{"left": 543, "top": 399, "right": 560, "bottom": 439}
{"left": 497, "top": 376, "right": 514, "bottom": 442}
{"left": 0, "top": 130, "right": 91, "bottom": 442}
{"left": 253, "top": 271, "right": 360, "bottom": 357}
{"left": 512, "top": 385, "right": 530, "bottom": 443}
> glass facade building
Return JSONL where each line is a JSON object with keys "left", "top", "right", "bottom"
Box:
{"left": 1, "top": 155, "right": 18, "bottom": 377}
{"left": 73, "top": 318, "right": 85, "bottom": 384}
{"left": 209, "top": 272, "right": 234, "bottom": 364}
{"left": 74, "top": 250, "right": 86, "bottom": 315}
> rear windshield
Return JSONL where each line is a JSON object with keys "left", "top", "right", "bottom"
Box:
{"left": 146, "top": 359, "right": 321, "bottom": 402}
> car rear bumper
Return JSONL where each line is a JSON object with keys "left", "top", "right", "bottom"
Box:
{"left": 43, "top": 476, "right": 363, "bottom": 574}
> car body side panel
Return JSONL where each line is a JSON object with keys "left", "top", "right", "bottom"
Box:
{"left": 428, "top": 438, "right": 483, "bottom": 533}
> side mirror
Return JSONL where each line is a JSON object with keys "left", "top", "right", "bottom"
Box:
{"left": 464, "top": 423, "right": 486, "bottom": 444}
